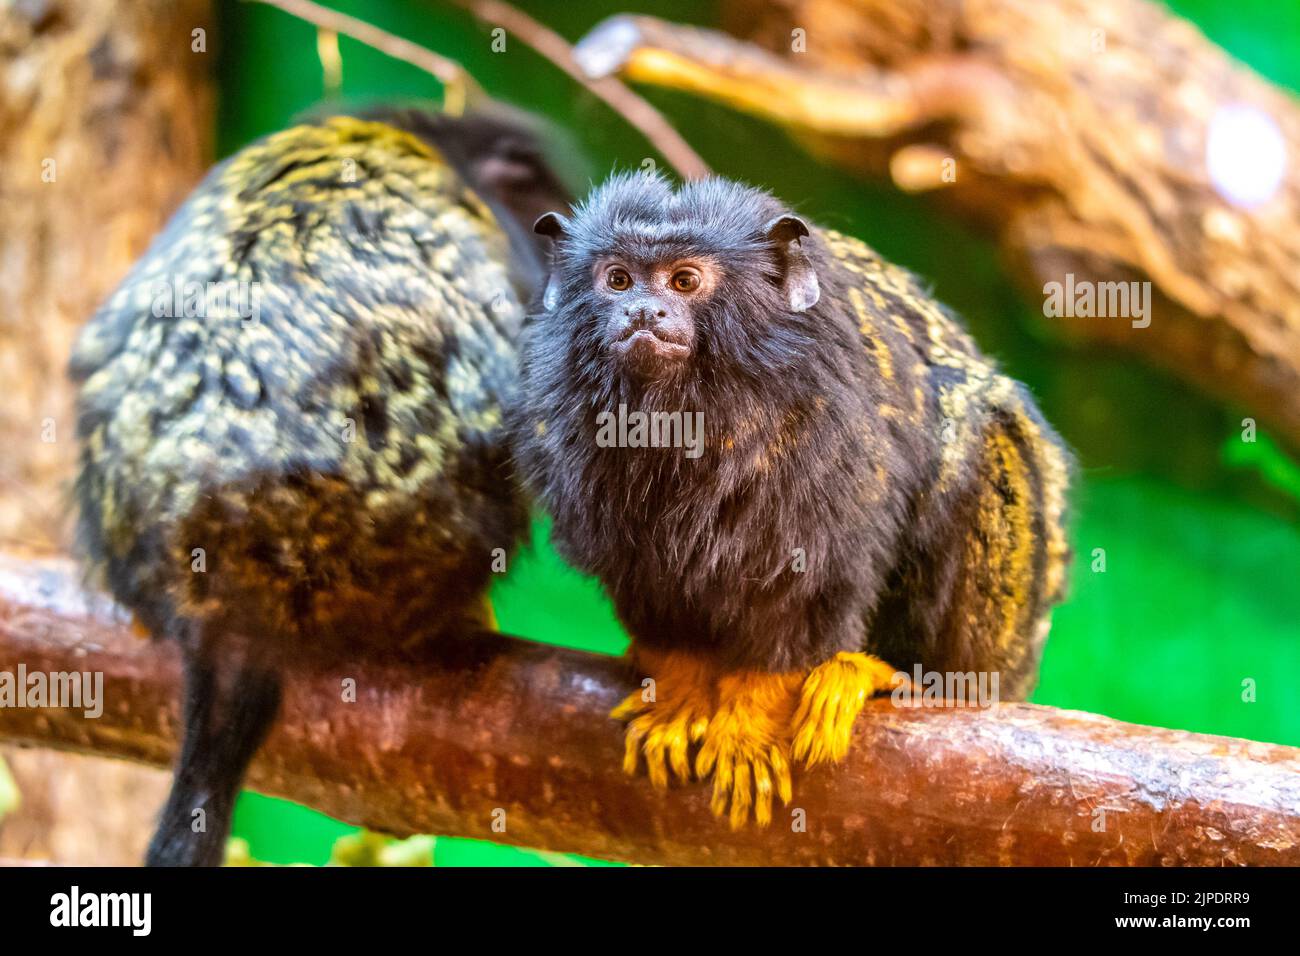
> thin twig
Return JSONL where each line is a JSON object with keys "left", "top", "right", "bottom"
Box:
{"left": 247, "top": 0, "right": 483, "bottom": 113}
{"left": 449, "top": 0, "right": 711, "bottom": 180}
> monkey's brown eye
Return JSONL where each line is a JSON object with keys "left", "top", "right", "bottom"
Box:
{"left": 671, "top": 269, "right": 701, "bottom": 293}
{"left": 606, "top": 268, "right": 632, "bottom": 291}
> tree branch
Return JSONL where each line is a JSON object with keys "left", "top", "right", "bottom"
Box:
{"left": 0, "top": 548, "right": 1296, "bottom": 865}
{"left": 450, "top": 0, "right": 710, "bottom": 180}
{"left": 249, "top": 0, "right": 485, "bottom": 113}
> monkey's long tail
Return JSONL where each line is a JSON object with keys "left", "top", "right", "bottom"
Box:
{"left": 145, "top": 638, "right": 282, "bottom": 867}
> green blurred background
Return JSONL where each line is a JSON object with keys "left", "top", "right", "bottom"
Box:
{"left": 215, "top": 0, "right": 1300, "bottom": 865}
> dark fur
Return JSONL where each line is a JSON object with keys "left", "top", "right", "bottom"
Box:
{"left": 71, "top": 109, "right": 570, "bottom": 866}
{"left": 348, "top": 103, "right": 574, "bottom": 292}
{"left": 511, "top": 173, "right": 1071, "bottom": 682}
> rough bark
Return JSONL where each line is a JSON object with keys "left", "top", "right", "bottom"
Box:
{"left": 574, "top": 0, "right": 1300, "bottom": 454}
{"left": 1, "top": 549, "right": 1296, "bottom": 866}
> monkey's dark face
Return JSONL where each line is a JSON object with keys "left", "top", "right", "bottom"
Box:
{"left": 531, "top": 173, "right": 823, "bottom": 392}
{"left": 590, "top": 254, "right": 717, "bottom": 379}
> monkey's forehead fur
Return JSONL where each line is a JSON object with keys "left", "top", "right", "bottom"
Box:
{"left": 557, "top": 172, "right": 790, "bottom": 260}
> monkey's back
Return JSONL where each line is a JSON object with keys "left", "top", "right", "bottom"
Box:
{"left": 71, "top": 118, "right": 526, "bottom": 649}
{"left": 822, "top": 228, "right": 1073, "bottom": 695}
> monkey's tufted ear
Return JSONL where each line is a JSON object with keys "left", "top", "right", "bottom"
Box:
{"left": 765, "top": 214, "right": 820, "bottom": 312}
{"left": 533, "top": 213, "right": 570, "bottom": 309}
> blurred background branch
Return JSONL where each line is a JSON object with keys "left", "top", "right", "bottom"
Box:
{"left": 251, "top": 0, "right": 485, "bottom": 111}
{"left": 250, "top": 0, "right": 709, "bottom": 173}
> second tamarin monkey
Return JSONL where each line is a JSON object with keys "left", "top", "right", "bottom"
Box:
{"left": 70, "top": 108, "right": 569, "bottom": 865}
{"left": 514, "top": 173, "right": 1073, "bottom": 828}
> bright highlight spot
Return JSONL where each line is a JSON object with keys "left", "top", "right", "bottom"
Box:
{"left": 1206, "top": 104, "right": 1287, "bottom": 209}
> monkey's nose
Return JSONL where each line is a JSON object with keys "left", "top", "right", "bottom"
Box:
{"left": 624, "top": 306, "right": 668, "bottom": 326}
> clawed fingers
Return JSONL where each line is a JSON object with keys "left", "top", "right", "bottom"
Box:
{"left": 613, "top": 660, "right": 876, "bottom": 828}
{"left": 610, "top": 688, "right": 653, "bottom": 722}
{"left": 791, "top": 652, "right": 892, "bottom": 767}
{"left": 616, "top": 698, "right": 711, "bottom": 789}
{"left": 701, "top": 740, "right": 793, "bottom": 829}
{"left": 622, "top": 720, "right": 647, "bottom": 775}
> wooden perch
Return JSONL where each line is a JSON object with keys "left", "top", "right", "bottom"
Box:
{"left": 0, "top": 548, "right": 1297, "bottom": 866}
{"left": 573, "top": 0, "right": 1300, "bottom": 455}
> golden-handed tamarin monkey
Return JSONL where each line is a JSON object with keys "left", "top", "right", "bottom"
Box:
{"left": 513, "top": 173, "right": 1072, "bottom": 828}
{"left": 70, "top": 108, "right": 570, "bottom": 865}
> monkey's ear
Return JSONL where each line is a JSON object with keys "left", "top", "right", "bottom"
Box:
{"left": 533, "top": 213, "right": 570, "bottom": 310}
{"left": 765, "top": 214, "right": 820, "bottom": 312}
{"left": 533, "top": 212, "right": 570, "bottom": 239}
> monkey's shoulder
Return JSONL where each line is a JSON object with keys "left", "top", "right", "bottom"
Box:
{"left": 214, "top": 118, "right": 496, "bottom": 236}
{"left": 817, "top": 228, "right": 1070, "bottom": 496}
{"left": 815, "top": 229, "right": 1000, "bottom": 439}
{"left": 819, "top": 229, "right": 989, "bottom": 370}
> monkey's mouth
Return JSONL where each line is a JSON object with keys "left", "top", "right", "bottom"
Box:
{"left": 613, "top": 328, "right": 691, "bottom": 366}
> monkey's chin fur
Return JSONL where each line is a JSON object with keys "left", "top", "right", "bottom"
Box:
{"left": 612, "top": 647, "right": 901, "bottom": 829}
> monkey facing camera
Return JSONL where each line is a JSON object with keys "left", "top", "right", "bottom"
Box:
{"left": 513, "top": 173, "right": 1073, "bottom": 828}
